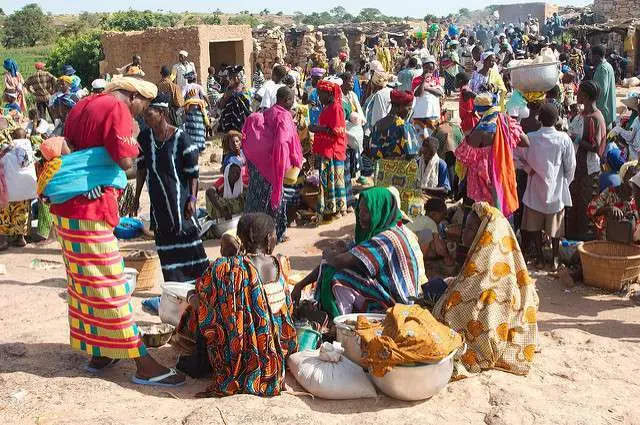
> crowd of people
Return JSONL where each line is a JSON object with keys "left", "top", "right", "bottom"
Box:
{"left": 1, "top": 15, "right": 639, "bottom": 397}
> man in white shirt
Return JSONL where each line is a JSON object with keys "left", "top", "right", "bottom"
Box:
{"left": 521, "top": 104, "right": 576, "bottom": 270}
{"left": 255, "top": 65, "right": 287, "bottom": 110}
{"left": 364, "top": 71, "right": 392, "bottom": 135}
{"left": 172, "top": 50, "right": 196, "bottom": 90}
{"left": 612, "top": 95, "right": 640, "bottom": 159}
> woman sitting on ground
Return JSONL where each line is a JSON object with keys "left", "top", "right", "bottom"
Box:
{"left": 588, "top": 161, "right": 640, "bottom": 242}
{"left": 424, "top": 202, "right": 538, "bottom": 378}
{"left": 292, "top": 187, "right": 427, "bottom": 318}
{"left": 175, "top": 213, "right": 297, "bottom": 397}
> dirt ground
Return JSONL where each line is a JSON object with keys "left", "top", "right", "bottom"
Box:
{"left": 2, "top": 93, "right": 640, "bottom": 424}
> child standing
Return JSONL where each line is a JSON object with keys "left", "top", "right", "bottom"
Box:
{"left": 455, "top": 72, "right": 478, "bottom": 135}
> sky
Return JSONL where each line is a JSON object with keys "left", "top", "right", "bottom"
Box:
{"left": 5, "top": 0, "right": 593, "bottom": 19}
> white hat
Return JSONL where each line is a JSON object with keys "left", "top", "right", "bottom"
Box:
{"left": 91, "top": 79, "right": 107, "bottom": 90}
{"left": 179, "top": 50, "right": 189, "bottom": 57}
{"left": 422, "top": 55, "right": 436, "bottom": 65}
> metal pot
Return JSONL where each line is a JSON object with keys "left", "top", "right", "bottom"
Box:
{"left": 333, "top": 313, "right": 385, "bottom": 366}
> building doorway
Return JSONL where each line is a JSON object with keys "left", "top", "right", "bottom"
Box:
{"left": 209, "top": 40, "right": 244, "bottom": 72}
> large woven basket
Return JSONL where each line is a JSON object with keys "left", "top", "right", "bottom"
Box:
{"left": 578, "top": 241, "right": 640, "bottom": 291}
{"left": 121, "top": 250, "right": 160, "bottom": 293}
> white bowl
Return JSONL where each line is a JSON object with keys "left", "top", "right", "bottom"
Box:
{"left": 370, "top": 349, "right": 459, "bottom": 401}
{"left": 333, "top": 313, "right": 385, "bottom": 366}
{"left": 509, "top": 61, "right": 560, "bottom": 93}
{"left": 212, "top": 215, "right": 241, "bottom": 238}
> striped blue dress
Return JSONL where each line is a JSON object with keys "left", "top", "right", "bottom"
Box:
{"left": 137, "top": 127, "right": 209, "bottom": 284}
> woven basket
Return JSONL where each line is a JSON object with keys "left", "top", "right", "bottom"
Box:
{"left": 578, "top": 241, "right": 640, "bottom": 291}
{"left": 300, "top": 187, "right": 319, "bottom": 211}
{"left": 121, "top": 249, "right": 160, "bottom": 293}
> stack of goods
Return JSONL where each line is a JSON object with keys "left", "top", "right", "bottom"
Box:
{"left": 255, "top": 28, "right": 288, "bottom": 79}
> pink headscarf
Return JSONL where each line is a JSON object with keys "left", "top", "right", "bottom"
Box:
{"left": 242, "top": 105, "right": 303, "bottom": 209}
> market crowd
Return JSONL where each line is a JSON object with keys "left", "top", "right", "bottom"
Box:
{"left": 2, "top": 15, "right": 639, "bottom": 395}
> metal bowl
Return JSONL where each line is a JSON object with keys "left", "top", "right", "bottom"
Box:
{"left": 509, "top": 61, "right": 560, "bottom": 93}
{"left": 370, "top": 348, "right": 460, "bottom": 401}
{"left": 333, "top": 313, "right": 386, "bottom": 366}
{"left": 139, "top": 323, "right": 175, "bottom": 348}
{"left": 212, "top": 215, "right": 241, "bottom": 238}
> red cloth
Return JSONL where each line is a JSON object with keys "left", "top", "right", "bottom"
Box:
{"left": 50, "top": 94, "right": 138, "bottom": 227}
{"left": 459, "top": 86, "right": 479, "bottom": 133}
{"left": 411, "top": 74, "right": 440, "bottom": 92}
{"left": 390, "top": 89, "right": 414, "bottom": 105}
{"left": 312, "top": 82, "right": 347, "bottom": 161}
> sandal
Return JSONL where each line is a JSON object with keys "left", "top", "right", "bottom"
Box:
{"left": 132, "top": 368, "right": 186, "bottom": 387}
{"left": 85, "top": 358, "right": 120, "bottom": 374}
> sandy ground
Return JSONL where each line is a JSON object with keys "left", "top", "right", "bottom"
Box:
{"left": 2, "top": 93, "right": 640, "bottom": 424}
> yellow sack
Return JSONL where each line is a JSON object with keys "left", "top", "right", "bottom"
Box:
{"left": 356, "top": 304, "right": 463, "bottom": 377}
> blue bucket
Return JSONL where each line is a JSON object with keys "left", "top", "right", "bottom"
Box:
{"left": 296, "top": 327, "right": 322, "bottom": 351}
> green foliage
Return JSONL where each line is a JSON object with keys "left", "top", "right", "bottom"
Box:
{"left": 300, "top": 8, "right": 402, "bottom": 26}
{"left": 424, "top": 14, "right": 438, "bottom": 23}
{"left": 459, "top": 8, "right": 471, "bottom": 17}
{"left": 47, "top": 30, "right": 103, "bottom": 87}
{"left": 3, "top": 4, "right": 52, "bottom": 48}
{"left": 0, "top": 44, "right": 52, "bottom": 93}
{"left": 101, "top": 10, "right": 180, "bottom": 31}
{"left": 203, "top": 13, "right": 222, "bottom": 25}
{"left": 228, "top": 15, "right": 260, "bottom": 28}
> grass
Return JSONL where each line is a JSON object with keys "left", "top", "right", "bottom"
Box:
{"left": 0, "top": 45, "right": 54, "bottom": 95}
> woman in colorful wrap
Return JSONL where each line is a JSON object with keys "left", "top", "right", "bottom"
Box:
{"left": 442, "top": 40, "right": 462, "bottom": 96}
{"left": 219, "top": 66, "right": 251, "bottom": 133}
{"left": 426, "top": 202, "right": 538, "bottom": 378}
{"left": 302, "top": 67, "right": 327, "bottom": 126}
{"left": 174, "top": 213, "right": 297, "bottom": 396}
{"left": 182, "top": 71, "right": 209, "bottom": 152}
{"left": 587, "top": 161, "right": 640, "bottom": 241}
{"left": 566, "top": 81, "right": 607, "bottom": 240}
{"left": 470, "top": 52, "right": 507, "bottom": 112}
{"left": 292, "top": 187, "right": 426, "bottom": 317}
{"left": 41, "top": 76, "right": 185, "bottom": 386}
{"left": 133, "top": 92, "right": 209, "bottom": 284}
{"left": 3, "top": 59, "right": 27, "bottom": 113}
{"left": 455, "top": 91, "right": 529, "bottom": 219}
{"left": 243, "top": 86, "right": 303, "bottom": 241}
{"left": 0, "top": 128, "right": 36, "bottom": 250}
{"left": 310, "top": 80, "right": 349, "bottom": 222}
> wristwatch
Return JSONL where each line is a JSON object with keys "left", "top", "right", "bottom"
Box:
{"left": 188, "top": 195, "right": 197, "bottom": 202}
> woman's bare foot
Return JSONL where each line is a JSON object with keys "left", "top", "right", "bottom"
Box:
{"left": 134, "top": 354, "right": 185, "bottom": 385}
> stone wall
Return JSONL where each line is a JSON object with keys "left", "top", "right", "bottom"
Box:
{"left": 254, "top": 28, "right": 287, "bottom": 78}
{"left": 100, "top": 25, "right": 253, "bottom": 85}
{"left": 594, "top": 0, "right": 640, "bottom": 20}
{"left": 495, "top": 2, "right": 558, "bottom": 25}
{"left": 285, "top": 29, "right": 327, "bottom": 69}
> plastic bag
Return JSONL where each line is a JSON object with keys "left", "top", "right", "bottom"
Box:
{"left": 288, "top": 342, "right": 377, "bottom": 399}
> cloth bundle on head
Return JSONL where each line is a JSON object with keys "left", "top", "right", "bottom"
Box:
{"left": 619, "top": 160, "right": 639, "bottom": 181}
{"left": 91, "top": 79, "right": 107, "bottom": 90}
{"left": 523, "top": 91, "right": 545, "bottom": 103}
{"left": 480, "top": 51, "right": 495, "bottom": 62}
{"left": 370, "top": 71, "right": 389, "bottom": 87}
{"left": 179, "top": 50, "right": 189, "bottom": 57}
{"left": 310, "top": 67, "right": 326, "bottom": 78}
{"left": 474, "top": 91, "right": 499, "bottom": 113}
{"left": 390, "top": 90, "right": 414, "bottom": 106}
{"left": 422, "top": 55, "right": 436, "bottom": 65}
{"left": 34, "top": 62, "right": 46, "bottom": 71}
{"left": 3, "top": 59, "right": 18, "bottom": 77}
{"left": 105, "top": 76, "right": 158, "bottom": 100}
{"left": 61, "top": 64, "right": 76, "bottom": 76}
{"left": 58, "top": 75, "right": 74, "bottom": 85}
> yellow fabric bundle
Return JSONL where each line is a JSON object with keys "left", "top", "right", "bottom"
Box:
{"left": 523, "top": 91, "right": 545, "bottom": 103}
{"left": 356, "top": 304, "right": 463, "bottom": 377}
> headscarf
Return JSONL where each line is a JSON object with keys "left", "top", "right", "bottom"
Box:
{"left": 619, "top": 160, "right": 638, "bottom": 181}
{"left": 369, "top": 60, "right": 384, "bottom": 73}
{"left": 390, "top": 90, "right": 414, "bottom": 106}
{"left": 105, "top": 76, "right": 158, "bottom": 100}
{"left": 58, "top": 75, "right": 74, "bottom": 85}
{"left": 606, "top": 148, "right": 625, "bottom": 173}
{"left": 433, "top": 202, "right": 538, "bottom": 378}
{"left": 61, "top": 64, "right": 76, "bottom": 76}
{"left": 34, "top": 62, "right": 46, "bottom": 71}
{"left": 474, "top": 91, "right": 499, "bottom": 114}
{"left": 223, "top": 157, "right": 244, "bottom": 199}
{"left": 480, "top": 51, "right": 495, "bottom": 62}
{"left": 370, "top": 71, "right": 389, "bottom": 87}
{"left": 91, "top": 79, "right": 107, "bottom": 91}
{"left": 355, "top": 187, "right": 403, "bottom": 244}
{"left": 3, "top": 59, "right": 18, "bottom": 77}
{"left": 310, "top": 67, "right": 326, "bottom": 78}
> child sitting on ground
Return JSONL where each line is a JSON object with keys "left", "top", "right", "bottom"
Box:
{"left": 407, "top": 197, "right": 455, "bottom": 267}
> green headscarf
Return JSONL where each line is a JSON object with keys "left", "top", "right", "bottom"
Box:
{"left": 355, "top": 187, "right": 403, "bottom": 244}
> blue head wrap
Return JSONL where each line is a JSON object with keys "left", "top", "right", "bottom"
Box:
{"left": 61, "top": 64, "right": 76, "bottom": 76}
{"left": 3, "top": 59, "right": 18, "bottom": 77}
{"left": 607, "top": 148, "right": 625, "bottom": 173}
{"left": 52, "top": 93, "right": 77, "bottom": 109}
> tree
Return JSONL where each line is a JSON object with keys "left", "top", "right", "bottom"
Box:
{"left": 293, "top": 12, "right": 305, "bottom": 25}
{"left": 459, "top": 8, "right": 471, "bottom": 18}
{"left": 203, "top": 13, "right": 222, "bottom": 25}
{"left": 101, "top": 10, "right": 179, "bottom": 31}
{"left": 47, "top": 30, "right": 103, "bottom": 86}
{"left": 228, "top": 15, "right": 260, "bottom": 28}
{"left": 3, "top": 4, "right": 52, "bottom": 48}
{"left": 260, "top": 9, "right": 270, "bottom": 16}
{"left": 424, "top": 14, "right": 438, "bottom": 23}
{"left": 330, "top": 6, "right": 347, "bottom": 21}
{"left": 357, "top": 8, "right": 382, "bottom": 22}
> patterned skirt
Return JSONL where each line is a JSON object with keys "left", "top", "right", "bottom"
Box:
{"left": 54, "top": 215, "right": 147, "bottom": 359}
{"left": 185, "top": 109, "right": 207, "bottom": 152}
{"left": 244, "top": 162, "right": 288, "bottom": 241}
{"left": 155, "top": 227, "right": 209, "bottom": 285}
{"left": 0, "top": 200, "right": 30, "bottom": 237}
{"left": 318, "top": 157, "right": 347, "bottom": 216}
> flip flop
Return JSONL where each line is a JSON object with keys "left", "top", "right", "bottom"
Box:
{"left": 131, "top": 368, "right": 186, "bottom": 387}
{"left": 85, "top": 358, "right": 120, "bottom": 374}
